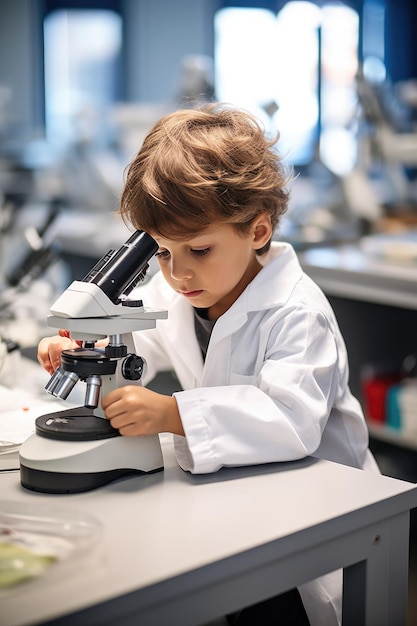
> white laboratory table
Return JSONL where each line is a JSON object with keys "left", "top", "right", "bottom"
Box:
{"left": 2, "top": 424, "right": 417, "bottom": 626}
{"left": 298, "top": 241, "right": 417, "bottom": 310}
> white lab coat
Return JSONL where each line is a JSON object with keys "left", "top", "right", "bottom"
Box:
{"left": 132, "top": 241, "right": 379, "bottom": 626}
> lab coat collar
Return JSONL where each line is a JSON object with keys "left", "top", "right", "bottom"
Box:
{"left": 211, "top": 241, "right": 303, "bottom": 342}
{"left": 249, "top": 241, "right": 303, "bottom": 309}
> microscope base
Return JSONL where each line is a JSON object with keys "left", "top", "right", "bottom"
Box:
{"left": 20, "top": 464, "right": 162, "bottom": 494}
{"left": 19, "top": 424, "right": 164, "bottom": 494}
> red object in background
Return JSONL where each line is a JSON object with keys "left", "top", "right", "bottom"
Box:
{"left": 362, "top": 376, "right": 402, "bottom": 423}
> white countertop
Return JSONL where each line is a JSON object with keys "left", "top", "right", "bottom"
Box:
{"left": 299, "top": 240, "right": 417, "bottom": 309}
{"left": 2, "top": 431, "right": 417, "bottom": 626}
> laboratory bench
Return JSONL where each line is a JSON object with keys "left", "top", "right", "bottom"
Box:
{"left": 298, "top": 240, "right": 417, "bottom": 309}
{"left": 298, "top": 240, "right": 417, "bottom": 456}
{"left": 2, "top": 427, "right": 417, "bottom": 626}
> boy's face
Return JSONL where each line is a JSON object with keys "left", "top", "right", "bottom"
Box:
{"left": 152, "top": 222, "right": 266, "bottom": 320}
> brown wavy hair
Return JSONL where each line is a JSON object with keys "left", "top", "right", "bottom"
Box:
{"left": 119, "top": 103, "right": 292, "bottom": 254}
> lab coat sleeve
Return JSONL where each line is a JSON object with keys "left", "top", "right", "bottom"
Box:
{"left": 173, "top": 309, "right": 341, "bottom": 474}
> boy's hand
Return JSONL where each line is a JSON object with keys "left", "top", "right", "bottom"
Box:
{"left": 102, "top": 386, "right": 185, "bottom": 437}
{"left": 37, "top": 329, "right": 79, "bottom": 375}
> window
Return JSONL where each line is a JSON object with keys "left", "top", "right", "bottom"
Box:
{"left": 44, "top": 9, "right": 122, "bottom": 144}
{"left": 215, "top": 2, "right": 360, "bottom": 172}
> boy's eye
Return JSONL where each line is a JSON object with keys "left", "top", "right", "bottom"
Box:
{"left": 191, "top": 247, "right": 210, "bottom": 257}
{"left": 155, "top": 250, "right": 170, "bottom": 259}
{"left": 155, "top": 247, "right": 211, "bottom": 259}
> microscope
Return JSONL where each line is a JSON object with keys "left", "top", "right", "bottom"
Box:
{"left": 19, "top": 230, "right": 167, "bottom": 494}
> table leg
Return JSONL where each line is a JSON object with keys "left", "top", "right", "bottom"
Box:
{"left": 342, "top": 511, "right": 410, "bottom": 626}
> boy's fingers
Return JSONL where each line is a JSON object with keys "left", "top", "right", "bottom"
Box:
{"left": 59, "top": 328, "right": 82, "bottom": 347}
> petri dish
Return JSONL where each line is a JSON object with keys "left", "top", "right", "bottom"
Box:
{"left": 0, "top": 500, "right": 102, "bottom": 591}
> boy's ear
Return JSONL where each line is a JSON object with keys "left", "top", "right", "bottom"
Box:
{"left": 252, "top": 213, "right": 272, "bottom": 250}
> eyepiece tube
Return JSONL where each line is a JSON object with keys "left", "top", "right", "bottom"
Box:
{"left": 82, "top": 231, "right": 158, "bottom": 303}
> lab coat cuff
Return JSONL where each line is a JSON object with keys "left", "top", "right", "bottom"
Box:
{"left": 173, "top": 391, "right": 220, "bottom": 473}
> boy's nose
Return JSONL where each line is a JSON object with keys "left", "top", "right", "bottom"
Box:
{"left": 170, "top": 259, "right": 193, "bottom": 280}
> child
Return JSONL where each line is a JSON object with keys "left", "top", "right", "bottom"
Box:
{"left": 38, "top": 104, "right": 379, "bottom": 626}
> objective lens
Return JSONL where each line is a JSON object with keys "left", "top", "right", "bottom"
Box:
{"left": 53, "top": 371, "right": 80, "bottom": 400}
{"left": 45, "top": 367, "right": 65, "bottom": 396}
{"left": 84, "top": 374, "right": 102, "bottom": 409}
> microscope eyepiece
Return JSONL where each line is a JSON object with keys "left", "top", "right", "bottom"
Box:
{"left": 82, "top": 231, "right": 158, "bottom": 304}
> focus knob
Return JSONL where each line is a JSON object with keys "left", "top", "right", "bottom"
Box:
{"left": 122, "top": 354, "right": 145, "bottom": 381}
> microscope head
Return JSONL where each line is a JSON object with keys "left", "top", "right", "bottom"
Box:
{"left": 46, "top": 230, "right": 167, "bottom": 339}
{"left": 44, "top": 230, "right": 167, "bottom": 408}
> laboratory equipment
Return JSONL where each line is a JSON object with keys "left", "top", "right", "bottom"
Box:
{"left": 19, "top": 230, "right": 167, "bottom": 494}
